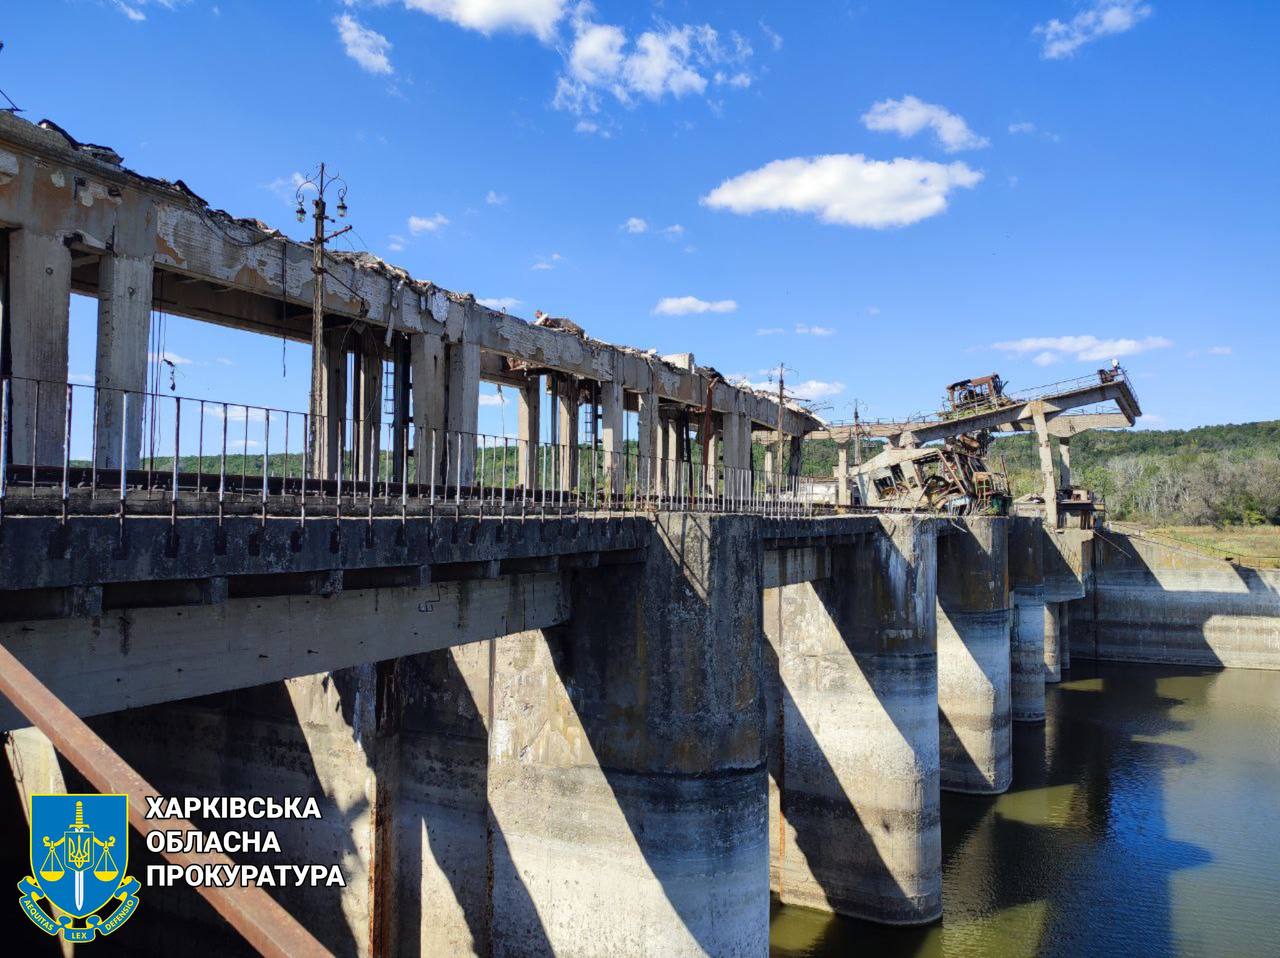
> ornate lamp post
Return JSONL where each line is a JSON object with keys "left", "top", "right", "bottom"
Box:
{"left": 295, "top": 165, "right": 351, "bottom": 477}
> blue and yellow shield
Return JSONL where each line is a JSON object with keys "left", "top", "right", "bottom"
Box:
{"left": 19, "top": 793, "right": 138, "bottom": 940}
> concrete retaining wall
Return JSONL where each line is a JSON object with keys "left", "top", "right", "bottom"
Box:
{"left": 1069, "top": 531, "right": 1280, "bottom": 670}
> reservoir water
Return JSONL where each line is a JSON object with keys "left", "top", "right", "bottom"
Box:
{"left": 770, "top": 662, "right": 1280, "bottom": 958}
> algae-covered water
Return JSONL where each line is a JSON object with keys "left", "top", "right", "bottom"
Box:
{"left": 771, "top": 662, "right": 1280, "bottom": 958}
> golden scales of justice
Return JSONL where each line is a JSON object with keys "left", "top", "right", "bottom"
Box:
{"left": 38, "top": 800, "right": 118, "bottom": 911}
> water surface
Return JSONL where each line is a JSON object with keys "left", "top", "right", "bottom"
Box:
{"left": 771, "top": 662, "right": 1280, "bottom": 958}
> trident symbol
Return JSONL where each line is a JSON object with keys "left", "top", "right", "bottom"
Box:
{"left": 39, "top": 800, "right": 116, "bottom": 910}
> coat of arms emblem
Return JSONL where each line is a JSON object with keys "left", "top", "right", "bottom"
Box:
{"left": 17, "top": 794, "right": 140, "bottom": 942}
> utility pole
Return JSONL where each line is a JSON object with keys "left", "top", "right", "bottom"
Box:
{"left": 295, "top": 165, "right": 351, "bottom": 477}
{"left": 853, "top": 399, "right": 863, "bottom": 466}
{"left": 774, "top": 362, "right": 786, "bottom": 495}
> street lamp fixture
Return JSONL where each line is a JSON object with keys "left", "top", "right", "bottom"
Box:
{"left": 293, "top": 163, "right": 354, "bottom": 474}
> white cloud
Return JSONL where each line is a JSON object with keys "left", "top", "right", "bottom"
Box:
{"left": 795, "top": 323, "right": 836, "bottom": 336}
{"left": 653, "top": 296, "right": 737, "bottom": 316}
{"left": 265, "top": 172, "right": 310, "bottom": 205}
{"left": 215, "top": 357, "right": 235, "bottom": 367}
{"left": 867, "top": 306, "right": 881, "bottom": 316}
{"left": 486, "top": 190, "right": 508, "bottom": 206}
{"left": 69, "top": 372, "right": 96, "bottom": 384}
{"left": 408, "top": 213, "right": 449, "bottom": 234}
{"left": 402, "top": 0, "right": 568, "bottom": 41}
{"left": 756, "top": 327, "right": 785, "bottom": 336}
{"left": 1208, "top": 345, "right": 1232, "bottom": 355}
{"left": 387, "top": 234, "right": 406, "bottom": 252}
{"left": 1009, "top": 121, "right": 1037, "bottom": 135}
{"left": 622, "top": 217, "right": 649, "bottom": 234}
{"left": 759, "top": 20, "right": 783, "bottom": 52}
{"left": 479, "top": 391, "right": 507, "bottom": 407}
{"left": 335, "top": 14, "right": 394, "bottom": 75}
{"left": 862, "top": 95, "right": 989, "bottom": 153}
{"left": 114, "top": 1, "right": 146, "bottom": 21}
{"left": 790, "top": 379, "right": 845, "bottom": 400}
{"left": 556, "top": 10, "right": 753, "bottom": 115}
{"left": 702, "top": 154, "right": 983, "bottom": 229}
{"left": 532, "top": 252, "right": 563, "bottom": 270}
{"left": 478, "top": 297, "right": 522, "bottom": 311}
{"left": 661, "top": 223, "right": 685, "bottom": 237}
{"left": 1034, "top": 1, "right": 1152, "bottom": 60}
{"left": 993, "top": 334, "right": 1172, "bottom": 363}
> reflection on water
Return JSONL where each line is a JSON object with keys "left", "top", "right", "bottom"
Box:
{"left": 771, "top": 663, "right": 1280, "bottom": 958}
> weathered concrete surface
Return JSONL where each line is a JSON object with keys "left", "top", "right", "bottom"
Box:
{"left": 0, "top": 513, "right": 647, "bottom": 591}
{"left": 1044, "top": 601, "right": 1063, "bottom": 683}
{"left": 0, "top": 571, "right": 569, "bottom": 731}
{"left": 1043, "top": 527, "right": 1091, "bottom": 603}
{"left": 935, "top": 517, "right": 1011, "bottom": 794}
{"left": 1069, "top": 531, "right": 1280, "bottom": 670}
{"left": 1009, "top": 517, "right": 1046, "bottom": 722}
{"left": 396, "top": 644, "right": 494, "bottom": 957}
{"left": 764, "top": 516, "right": 941, "bottom": 925}
{"left": 1059, "top": 601, "right": 1071, "bottom": 672}
{"left": 488, "top": 514, "right": 769, "bottom": 956}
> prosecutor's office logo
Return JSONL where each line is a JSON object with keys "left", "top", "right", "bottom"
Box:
{"left": 18, "top": 794, "right": 140, "bottom": 942}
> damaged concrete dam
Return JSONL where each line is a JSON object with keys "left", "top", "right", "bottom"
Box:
{"left": 2, "top": 110, "right": 1278, "bottom": 957}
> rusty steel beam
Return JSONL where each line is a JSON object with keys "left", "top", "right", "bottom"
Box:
{"left": 0, "top": 642, "right": 334, "bottom": 958}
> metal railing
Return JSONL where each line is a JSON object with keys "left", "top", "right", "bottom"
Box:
{"left": 0, "top": 376, "right": 818, "bottom": 520}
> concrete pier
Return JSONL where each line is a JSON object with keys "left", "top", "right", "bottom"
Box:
{"left": 1059, "top": 602, "right": 1071, "bottom": 672}
{"left": 1044, "top": 602, "right": 1063, "bottom": 683}
{"left": 487, "top": 514, "right": 769, "bottom": 956}
{"left": 1009, "top": 517, "right": 1047, "bottom": 723}
{"left": 935, "top": 516, "right": 1012, "bottom": 794}
{"left": 764, "top": 516, "right": 941, "bottom": 925}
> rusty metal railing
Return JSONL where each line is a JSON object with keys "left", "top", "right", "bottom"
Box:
{"left": 0, "top": 375, "right": 817, "bottom": 519}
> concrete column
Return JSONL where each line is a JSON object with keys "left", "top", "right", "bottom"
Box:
{"left": 788, "top": 435, "right": 803, "bottom": 482}
{"left": 1009, "top": 516, "right": 1047, "bottom": 723}
{"left": 8, "top": 230, "right": 71, "bottom": 466}
{"left": 316, "top": 327, "right": 348, "bottom": 481}
{"left": 445, "top": 339, "right": 480, "bottom": 488}
{"left": 488, "top": 514, "right": 768, "bottom": 955}
{"left": 411, "top": 330, "right": 446, "bottom": 486}
{"left": 396, "top": 644, "right": 494, "bottom": 956}
{"left": 764, "top": 516, "right": 941, "bottom": 924}
{"left": 721, "top": 410, "right": 744, "bottom": 502}
{"left": 1059, "top": 601, "right": 1071, "bottom": 671}
{"left": 837, "top": 442, "right": 849, "bottom": 506}
{"left": 555, "top": 376, "right": 578, "bottom": 494}
{"left": 1031, "top": 401, "right": 1059, "bottom": 528}
{"left": 356, "top": 329, "right": 383, "bottom": 485}
{"left": 763, "top": 449, "right": 775, "bottom": 494}
{"left": 390, "top": 336, "right": 410, "bottom": 483}
{"left": 1057, "top": 436, "right": 1072, "bottom": 488}
{"left": 636, "top": 385, "right": 658, "bottom": 498}
{"left": 664, "top": 417, "right": 682, "bottom": 499}
{"left": 701, "top": 418, "right": 718, "bottom": 495}
{"left": 600, "top": 378, "right": 623, "bottom": 500}
{"left": 517, "top": 375, "right": 540, "bottom": 492}
{"left": 93, "top": 252, "right": 152, "bottom": 470}
{"left": 936, "top": 516, "right": 1012, "bottom": 794}
{"left": 1044, "top": 601, "right": 1063, "bottom": 683}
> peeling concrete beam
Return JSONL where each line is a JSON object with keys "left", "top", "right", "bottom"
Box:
{"left": 0, "top": 572, "right": 569, "bottom": 732}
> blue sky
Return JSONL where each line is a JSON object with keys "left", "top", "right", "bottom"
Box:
{"left": 4, "top": 0, "right": 1278, "bottom": 436}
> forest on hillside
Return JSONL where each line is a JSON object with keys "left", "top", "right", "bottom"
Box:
{"left": 800, "top": 420, "right": 1280, "bottom": 527}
